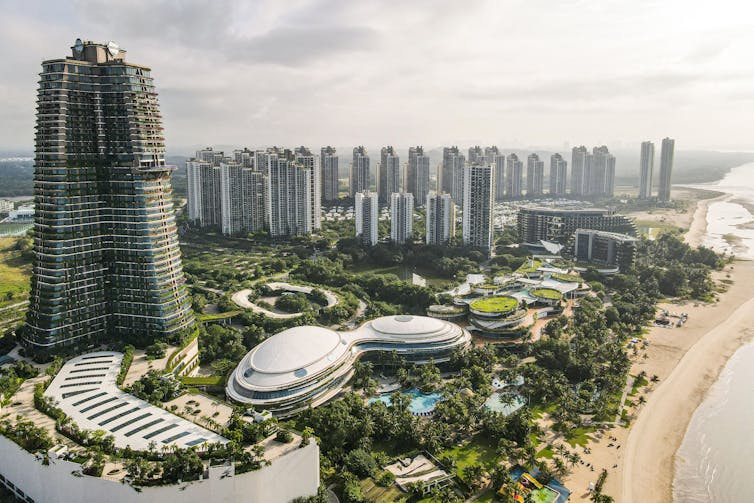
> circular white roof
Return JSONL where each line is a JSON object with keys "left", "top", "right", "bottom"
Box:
{"left": 370, "top": 315, "right": 445, "bottom": 336}
{"left": 250, "top": 326, "right": 342, "bottom": 374}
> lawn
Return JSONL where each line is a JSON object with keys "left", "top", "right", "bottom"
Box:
{"left": 550, "top": 273, "right": 581, "bottom": 283}
{"left": 197, "top": 310, "right": 242, "bottom": 322}
{"left": 469, "top": 296, "right": 518, "bottom": 314}
{"left": 564, "top": 427, "right": 595, "bottom": 448}
{"left": 516, "top": 259, "right": 543, "bottom": 274}
{"left": 179, "top": 375, "right": 224, "bottom": 386}
{"left": 439, "top": 435, "right": 498, "bottom": 474}
{"left": 0, "top": 237, "right": 31, "bottom": 309}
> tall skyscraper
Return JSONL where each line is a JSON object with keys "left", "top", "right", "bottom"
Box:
{"left": 638, "top": 141, "right": 655, "bottom": 199}
{"left": 462, "top": 164, "right": 494, "bottom": 251}
{"left": 320, "top": 146, "right": 339, "bottom": 203}
{"left": 355, "top": 191, "right": 379, "bottom": 246}
{"left": 390, "top": 193, "right": 413, "bottom": 244}
{"left": 493, "top": 152, "right": 506, "bottom": 202}
{"left": 265, "top": 152, "right": 319, "bottom": 238}
{"left": 187, "top": 158, "right": 221, "bottom": 226}
{"left": 526, "top": 153, "right": 545, "bottom": 197}
{"left": 25, "top": 40, "right": 195, "bottom": 352}
{"left": 468, "top": 145, "right": 484, "bottom": 164}
{"left": 426, "top": 192, "right": 456, "bottom": 245}
{"left": 589, "top": 146, "right": 616, "bottom": 197}
{"left": 505, "top": 154, "right": 524, "bottom": 198}
{"left": 351, "top": 146, "right": 370, "bottom": 197}
{"left": 380, "top": 146, "right": 400, "bottom": 205}
{"left": 549, "top": 153, "right": 568, "bottom": 197}
{"left": 295, "top": 146, "right": 321, "bottom": 231}
{"left": 441, "top": 146, "right": 462, "bottom": 195}
{"left": 220, "top": 161, "right": 246, "bottom": 235}
{"left": 658, "top": 138, "right": 675, "bottom": 202}
{"left": 571, "top": 146, "right": 589, "bottom": 196}
{"left": 407, "top": 146, "right": 430, "bottom": 207}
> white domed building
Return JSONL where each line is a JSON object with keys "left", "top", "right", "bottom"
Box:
{"left": 226, "top": 315, "right": 470, "bottom": 417}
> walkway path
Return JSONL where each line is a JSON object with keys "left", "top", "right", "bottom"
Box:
{"left": 231, "top": 282, "right": 340, "bottom": 319}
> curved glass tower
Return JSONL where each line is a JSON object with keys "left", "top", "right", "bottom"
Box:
{"left": 25, "top": 40, "right": 195, "bottom": 353}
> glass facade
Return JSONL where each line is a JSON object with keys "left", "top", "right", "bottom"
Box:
{"left": 25, "top": 41, "right": 195, "bottom": 353}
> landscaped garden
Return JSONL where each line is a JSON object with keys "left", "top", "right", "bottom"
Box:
{"left": 530, "top": 288, "right": 562, "bottom": 301}
{"left": 469, "top": 296, "right": 518, "bottom": 314}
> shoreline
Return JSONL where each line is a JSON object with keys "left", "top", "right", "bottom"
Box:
{"left": 561, "top": 187, "right": 754, "bottom": 502}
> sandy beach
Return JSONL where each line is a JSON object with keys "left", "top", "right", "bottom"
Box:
{"left": 560, "top": 190, "right": 754, "bottom": 502}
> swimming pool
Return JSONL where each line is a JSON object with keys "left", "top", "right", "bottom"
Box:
{"left": 484, "top": 392, "right": 526, "bottom": 415}
{"left": 367, "top": 387, "right": 444, "bottom": 415}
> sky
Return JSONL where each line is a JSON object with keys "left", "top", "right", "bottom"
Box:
{"left": 1, "top": 0, "right": 753, "bottom": 153}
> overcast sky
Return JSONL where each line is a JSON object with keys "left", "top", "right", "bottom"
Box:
{"left": 2, "top": 0, "right": 753, "bottom": 153}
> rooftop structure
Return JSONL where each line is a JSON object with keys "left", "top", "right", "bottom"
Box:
{"left": 44, "top": 352, "right": 227, "bottom": 451}
{"left": 226, "top": 315, "right": 471, "bottom": 416}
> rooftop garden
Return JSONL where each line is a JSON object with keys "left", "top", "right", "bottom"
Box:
{"left": 550, "top": 273, "right": 581, "bottom": 283}
{"left": 469, "top": 296, "right": 518, "bottom": 314}
{"left": 516, "top": 259, "right": 543, "bottom": 274}
{"left": 530, "top": 288, "right": 562, "bottom": 301}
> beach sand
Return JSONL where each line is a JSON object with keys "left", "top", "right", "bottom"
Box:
{"left": 560, "top": 190, "right": 754, "bottom": 502}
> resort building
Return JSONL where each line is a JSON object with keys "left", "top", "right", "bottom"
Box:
{"left": 462, "top": 164, "right": 495, "bottom": 251}
{"left": 350, "top": 146, "right": 370, "bottom": 197}
{"left": 639, "top": 141, "right": 655, "bottom": 199}
{"left": 517, "top": 207, "right": 637, "bottom": 245}
{"left": 355, "top": 191, "right": 379, "bottom": 246}
{"left": 658, "top": 137, "right": 675, "bottom": 202}
{"left": 226, "top": 315, "right": 471, "bottom": 416}
{"left": 390, "top": 192, "right": 414, "bottom": 244}
{"left": 26, "top": 39, "right": 195, "bottom": 352}
{"left": 320, "top": 146, "right": 339, "bottom": 203}
{"left": 407, "top": 146, "right": 430, "bottom": 207}
{"left": 426, "top": 192, "right": 456, "bottom": 245}
{"left": 573, "top": 229, "right": 638, "bottom": 271}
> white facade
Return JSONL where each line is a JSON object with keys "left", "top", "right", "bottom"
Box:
{"left": 0, "top": 434, "right": 319, "bottom": 503}
{"left": 390, "top": 192, "right": 413, "bottom": 244}
{"left": 186, "top": 160, "right": 221, "bottom": 226}
{"left": 266, "top": 154, "right": 317, "bottom": 238}
{"left": 355, "top": 191, "right": 379, "bottom": 246}
{"left": 462, "top": 164, "right": 494, "bottom": 251}
{"left": 426, "top": 192, "right": 455, "bottom": 245}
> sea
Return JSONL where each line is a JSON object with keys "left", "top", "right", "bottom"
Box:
{"left": 673, "top": 162, "right": 754, "bottom": 502}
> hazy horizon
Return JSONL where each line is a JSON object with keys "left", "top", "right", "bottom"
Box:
{"left": 2, "top": 0, "right": 754, "bottom": 152}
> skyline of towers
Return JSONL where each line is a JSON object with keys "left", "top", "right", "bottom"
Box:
{"left": 549, "top": 153, "right": 567, "bottom": 197}
{"left": 426, "top": 192, "right": 456, "bottom": 246}
{"left": 26, "top": 40, "right": 195, "bottom": 352}
{"left": 351, "top": 146, "right": 370, "bottom": 197}
{"left": 468, "top": 145, "right": 484, "bottom": 164}
{"left": 320, "top": 146, "right": 339, "bottom": 203}
{"left": 462, "top": 164, "right": 494, "bottom": 251}
{"left": 390, "top": 192, "right": 414, "bottom": 244}
{"left": 355, "top": 191, "right": 379, "bottom": 246}
{"left": 265, "top": 150, "right": 320, "bottom": 238}
{"left": 639, "top": 141, "right": 655, "bottom": 199}
{"left": 407, "top": 146, "right": 430, "bottom": 207}
{"left": 658, "top": 137, "right": 675, "bottom": 202}
{"left": 506, "top": 153, "right": 524, "bottom": 198}
{"left": 526, "top": 153, "right": 545, "bottom": 197}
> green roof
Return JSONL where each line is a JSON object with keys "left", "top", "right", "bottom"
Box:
{"left": 531, "top": 288, "right": 562, "bottom": 300}
{"left": 469, "top": 296, "right": 518, "bottom": 314}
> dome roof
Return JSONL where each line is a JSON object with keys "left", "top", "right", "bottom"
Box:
{"left": 370, "top": 315, "right": 445, "bottom": 336}
{"left": 250, "top": 326, "right": 342, "bottom": 374}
